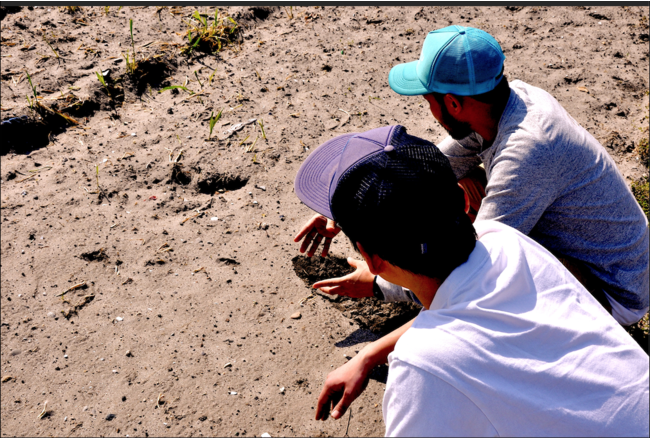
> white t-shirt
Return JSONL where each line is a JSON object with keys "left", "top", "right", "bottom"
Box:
{"left": 383, "top": 221, "right": 649, "bottom": 437}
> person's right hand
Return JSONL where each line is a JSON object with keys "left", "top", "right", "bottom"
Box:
{"left": 294, "top": 214, "right": 342, "bottom": 257}
{"left": 315, "top": 350, "right": 375, "bottom": 421}
{"left": 313, "top": 258, "right": 375, "bottom": 299}
{"left": 315, "top": 318, "right": 416, "bottom": 421}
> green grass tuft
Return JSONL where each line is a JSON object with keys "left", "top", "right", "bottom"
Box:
{"left": 181, "top": 8, "right": 239, "bottom": 56}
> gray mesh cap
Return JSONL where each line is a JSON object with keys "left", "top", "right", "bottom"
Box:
{"left": 294, "top": 125, "right": 463, "bottom": 241}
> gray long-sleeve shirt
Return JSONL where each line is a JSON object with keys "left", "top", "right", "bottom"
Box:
{"left": 379, "top": 80, "right": 649, "bottom": 311}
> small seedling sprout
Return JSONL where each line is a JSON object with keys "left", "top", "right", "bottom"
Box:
{"left": 258, "top": 119, "right": 266, "bottom": 140}
{"left": 129, "top": 19, "right": 136, "bottom": 57}
{"left": 238, "top": 134, "right": 250, "bottom": 149}
{"left": 194, "top": 70, "right": 203, "bottom": 88}
{"left": 25, "top": 70, "right": 38, "bottom": 110}
{"left": 246, "top": 135, "right": 259, "bottom": 153}
{"left": 285, "top": 6, "right": 294, "bottom": 19}
{"left": 122, "top": 19, "right": 138, "bottom": 75}
{"left": 95, "top": 71, "right": 112, "bottom": 98}
{"left": 26, "top": 71, "right": 38, "bottom": 100}
{"left": 43, "top": 37, "right": 60, "bottom": 59}
{"left": 208, "top": 108, "right": 223, "bottom": 140}
{"left": 159, "top": 85, "right": 193, "bottom": 95}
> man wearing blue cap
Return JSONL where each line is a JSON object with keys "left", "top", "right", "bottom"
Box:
{"left": 294, "top": 125, "right": 649, "bottom": 436}
{"left": 295, "top": 25, "right": 649, "bottom": 327}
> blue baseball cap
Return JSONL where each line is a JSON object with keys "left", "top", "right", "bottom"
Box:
{"left": 294, "top": 125, "right": 458, "bottom": 224}
{"left": 389, "top": 25, "right": 505, "bottom": 96}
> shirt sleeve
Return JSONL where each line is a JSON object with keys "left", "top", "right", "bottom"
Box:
{"left": 437, "top": 133, "right": 484, "bottom": 180}
{"left": 476, "top": 129, "right": 561, "bottom": 235}
{"left": 376, "top": 276, "right": 421, "bottom": 305}
{"left": 384, "top": 359, "right": 498, "bottom": 437}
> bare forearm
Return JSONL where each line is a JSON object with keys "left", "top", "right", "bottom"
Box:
{"left": 358, "top": 318, "right": 416, "bottom": 370}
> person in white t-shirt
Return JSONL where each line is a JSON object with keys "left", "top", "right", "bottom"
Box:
{"left": 294, "top": 125, "right": 649, "bottom": 436}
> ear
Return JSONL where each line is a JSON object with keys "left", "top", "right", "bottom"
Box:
{"left": 444, "top": 94, "right": 463, "bottom": 116}
{"left": 458, "top": 183, "right": 470, "bottom": 214}
{"left": 356, "top": 242, "right": 383, "bottom": 275}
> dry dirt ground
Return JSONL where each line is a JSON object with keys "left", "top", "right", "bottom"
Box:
{"left": 1, "top": 5, "right": 648, "bottom": 437}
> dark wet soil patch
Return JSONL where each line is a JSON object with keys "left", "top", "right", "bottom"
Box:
{"left": 79, "top": 248, "right": 107, "bottom": 262}
{"left": 197, "top": 172, "right": 249, "bottom": 194}
{"left": 217, "top": 257, "right": 240, "bottom": 266}
{"left": 124, "top": 56, "right": 177, "bottom": 96}
{"left": 292, "top": 255, "right": 421, "bottom": 334}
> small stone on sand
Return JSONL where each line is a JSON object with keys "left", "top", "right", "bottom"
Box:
{"left": 290, "top": 312, "right": 301, "bottom": 320}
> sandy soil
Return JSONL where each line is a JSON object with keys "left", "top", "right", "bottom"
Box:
{"left": 1, "top": 5, "right": 648, "bottom": 437}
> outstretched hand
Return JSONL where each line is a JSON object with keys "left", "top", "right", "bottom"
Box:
{"left": 313, "top": 258, "right": 375, "bottom": 299}
{"left": 315, "top": 352, "right": 374, "bottom": 421}
{"left": 315, "top": 318, "right": 417, "bottom": 421}
{"left": 294, "top": 214, "right": 342, "bottom": 257}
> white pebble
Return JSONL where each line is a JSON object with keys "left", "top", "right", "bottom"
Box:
{"left": 279, "top": 387, "right": 285, "bottom": 394}
{"left": 131, "top": 133, "right": 137, "bottom": 136}
{"left": 211, "top": 217, "right": 219, "bottom": 221}
{"left": 64, "top": 355, "right": 68, "bottom": 358}
{"left": 261, "top": 434, "right": 272, "bottom": 438}
{"left": 112, "top": 370, "right": 118, "bottom": 373}
{"left": 229, "top": 391, "right": 237, "bottom": 395}
{"left": 116, "top": 317, "right": 123, "bottom": 321}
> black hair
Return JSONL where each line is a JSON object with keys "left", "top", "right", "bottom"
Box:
{"left": 331, "top": 127, "right": 477, "bottom": 281}
{"left": 340, "top": 183, "right": 476, "bottom": 281}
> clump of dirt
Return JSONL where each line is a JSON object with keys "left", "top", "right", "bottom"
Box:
{"left": 292, "top": 254, "right": 354, "bottom": 285}
{"left": 124, "top": 56, "right": 177, "bottom": 95}
{"left": 170, "top": 164, "right": 192, "bottom": 186}
{"left": 61, "top": 294, "right": 95, "bottom": 319}
{"left": 230, "top": 6, "right": 278, "bottom": 28}
{"left": 52, "top": 94, "right": 100, "bottom": 118}
{"left": 292, "top": 255, "right": 422, "bottom": 334}
{"left": 89, "top": 71, "right": 126, "bottom": 112}
{"left": 217, "top": 257, "right": 240, "bottom": 266}
{"left": 602, "top": 131, "right": 634, "bottom": 153}
{"left": 197, "top": 172, "right": 249, "bottom": 194}
{"left": 79, "top": 248, "right": 107, "bottom": 262}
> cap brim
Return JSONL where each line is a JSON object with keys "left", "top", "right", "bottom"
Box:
{"left": 294, "top": 133, "right": 358, "bottom": 219}
{"left": 388, "top": 61, "right": 430, "bottom": 96}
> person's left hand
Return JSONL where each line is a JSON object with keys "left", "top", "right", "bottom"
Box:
{"left": 312, "top": 258, "right": 375, "bottom": 299}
